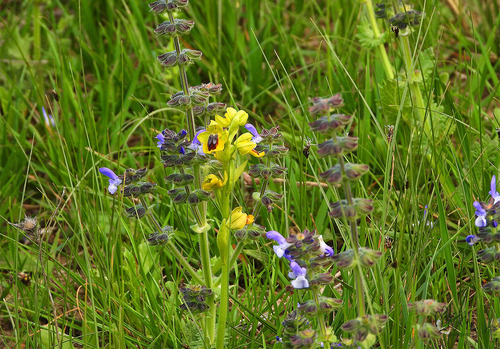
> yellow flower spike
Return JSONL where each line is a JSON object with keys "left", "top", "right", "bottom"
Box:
{"left": 227, "top": 207, "right": 251, "bottom": 230}
{"left": 198, "top": 122, "right": 228, "bottom": 154}
{"left": 202, "top": 173, "right": 227, "bottom": 191}
{"left": 215, "top": 107, "right": 249, "bottom": 128}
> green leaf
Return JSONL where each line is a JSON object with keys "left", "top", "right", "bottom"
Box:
{"left": 379, "top": 78, "right": 413, "bottom": 124}
{"left": 356, "top": 22, "right": 390, "bottom": 49}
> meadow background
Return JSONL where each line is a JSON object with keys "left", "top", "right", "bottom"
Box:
{"left": 1, "top": 0, "right": 499, "bottom": 347}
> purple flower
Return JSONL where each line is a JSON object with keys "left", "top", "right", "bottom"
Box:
{"left": 156, "top": 132, "right": 165, "bottom": 149}
{"left": 245, "top": 124, "right": 263, "bottom": 143}
{"left": 489, "top": 175, "right": 500, "bottom": 203}
{"left": 466, "top": 235, "right": 479, "bottom": 246}
{"left": 318, "top": 235, "right": 334, "bottom": 256}
{"left": 266, "top": 230, "right": 292, "bottom": 259}
{"left": 99, "top": 167, "right": 122, "bottom": 195}
{"left": 473, "top": 201, "right": 487, "bottom": 227}
{"left": 288, "top": 261, "right": 309, "bottom": 289}
{"left": 42, "top": 107, "right": 55, "bottom": 126}
{"left": 188, "top": 129, "right": 205, "bottom": 155}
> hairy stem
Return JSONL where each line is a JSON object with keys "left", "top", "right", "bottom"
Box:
{"left": 364, "top": 0, "right": 395, "bottom": 79}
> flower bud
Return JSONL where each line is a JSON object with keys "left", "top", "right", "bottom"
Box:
{"left": 165, "top": 173, "right": 195, "bottom": 186}
{"left": 188, "top": 189, "right": 210, "bottom": 205}
{"left": 309, "top": 94, "right": 344, "bottom": 115}
{"left": 417, "top": 323, "right": 442, "bottom": 340}
{"left": 317, "top": 137, "right": 358, "bottom": 157}
{"left": 478, "top": 247, "right": 496, "bottom": 263}
{"left": 388, "top": 10, "right": 424, "bottom": 30}
{"left": 309, "top": 273, "right": 334, "bottom": 286}
{"left": 175, "top": 19, "right": 195, "bottom": 35}
{"left": 155, "top": 21, "right": 176, "bottom": 36}
{"left": 140, "top": 182, "right": 157, "bottom": 194}
{"left": 190, "top": 89, "right": 210, "bottom": 105}
{"left": 319, "top": 297, "right": 342, "bottom": 313}
{"left": 329, "top": 200, "right": 357, "bottom": 219}
{"left": 198, "top": 82, "right": 223, "bottom": 95}
{"left": 168, "top": 188, "right": 188, "bottom": 203}
{"left": 148, "top": 0, "right": 167, "bottom": 13}
{"left": 332, "top": 249, "right": 355, "bottom": 269}
{"left": 320, "top": 163, "right": 371, "bottom": 184}
{"left": 192, "top": 105, "right": 205, "bottom": 116}
{"left": 157, "top": 51, "right": 178, "bottom": 67}
{"left": 298, "top": 300, "right": 317, "bottom": 315}
{"left": 309, "top": 114, "right": 353, "bottom": 133}
{"left": 483, "top": 276, "right": 500, "bottom": 295}
{"left": 125, "top": 204, "right": 146, "bottom": 219}
{"left": 206, "top": 102, "right": 227, "bottom": 115}
{"left": 359, "top": 247, "right": 383, "bottom": 268}
{"left": 408, "top": 299, "right": 446, "bottom": 316}
{"left": 123, "top": 185, "right": 141, "bottom": 197}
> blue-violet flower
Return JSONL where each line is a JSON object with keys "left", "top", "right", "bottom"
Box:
{"left": 99, "top": 167, "right": 122, "bottom": 195}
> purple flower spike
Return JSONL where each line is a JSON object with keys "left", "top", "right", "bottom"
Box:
{"left": 179, "top": 146, "right": 186, "bottom": 155}
{"left": 245, "top": 124, "right": 263, "bottom": 143}
{"left": 266, "top": 230, "right": 292, "bottom": 258}
{"left": 99, "top": 167, "right": 122, "bottom": 195}
{"left": 289, "top": 261, "right": 309, "bottom": 289}
{"left": 42, "top": 107, "right": 55, "bottom": 126}
{"left": 318, "top": 235, "right": 334, "bottom": 256}
{"left": 188, "top": 129, "right": 205, "bottom": 155}
{"left": 466, "top": 235, "right": 479, "bottom": 246}
{"left": 156, "top": 132, "right": 165, "bottom": 149}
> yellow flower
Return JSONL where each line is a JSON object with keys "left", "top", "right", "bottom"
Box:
{"left": 202, "top": 173, "right": 227, "bottom": 191}
{"left": 235, "top": 133, "right": 265, "bottom": 158}
{"left": 215, "top": 107, "right": 249, "bottom": 128}
{"left": 198, "top": 122, "right": 228, "bottom": 154}
{"left": 227, "top": 207, "right": 253, "bottom": 230}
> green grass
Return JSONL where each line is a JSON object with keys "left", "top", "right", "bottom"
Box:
{"left": 1, "top": 0, "right": 500, "bottom": 348}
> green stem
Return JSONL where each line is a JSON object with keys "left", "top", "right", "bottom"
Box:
{"left": 140, "top": 197, "right": 204, "bottom": 284}
{"left": 216, "top": 162, "right": 234, "bottom": 349}
{"left": 213, "top": 242, "right": 245, "bottom": 286}
{"left": 364, "top": 0, "right": 394, "bottom": 79}
{"left": 400, "top": 35, "right": 430, "bottom": 136}
{"left": 313, "top": 290, "right": 329, "bottom": 346}
{"left": 334, "top": 134, "right": 366, "bottom": 317}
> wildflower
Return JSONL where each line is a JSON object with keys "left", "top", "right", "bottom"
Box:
{"left": 99, "top": 167, "right": 122, "bottom": 194}
{"left": 201, "top": 173, "right": 227, "bottom": 191}
{"left": 244, "top": 124, "right": 263, "bottom": 143}
{"left": 266, "top": 230, "right": 292, "bottom": 259}
{"left": 235, "top": 133, "right": 265, "bottom": 157}
{"left": 215, "top": 107, "right": 249, "bottom": 128}
{"left": 188, "top": 129, "right": 205, "bottom": 155}
{"left": 42, "top": 107, "right": 55, "bottom": 126}
{"left": 289, "top": 261, "right": 309, "bottom": 289}
{"left": 473, "top": 201, "right": 487, "bottom": 227}
{"left": 197, "top": 122, "right": 228, "bottom": 154}
{"left": 318, "top": 235, "right": 334, "bottom": 256}
{"left": 227, "top": 207, "right": 254, "bottom": 230}
{"left": 489, "top": 175, "right": 500, "bottom": 203}
{"left": 156, "top": 132, "right": 165, "bottom": 148}
{"left": 465, "top": 235, "right": 479, "bottom": 246}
